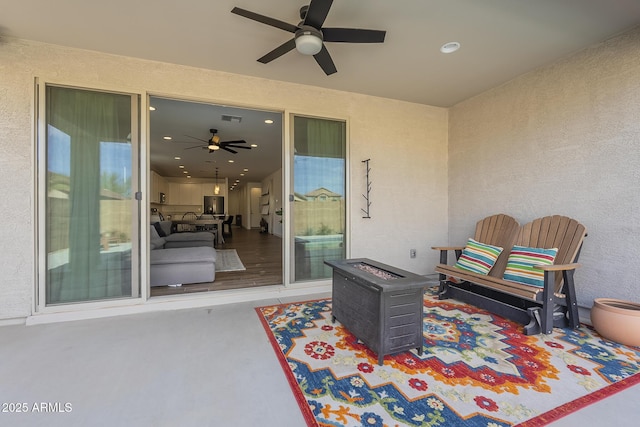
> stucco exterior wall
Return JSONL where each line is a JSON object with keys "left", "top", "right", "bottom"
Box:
{"left": 448, "top": 26, "right": 640, "bottom": 309}
{"left": 0, "top": 38, "right": 448, "bottom": 320}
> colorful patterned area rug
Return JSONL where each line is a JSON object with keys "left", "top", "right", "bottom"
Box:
{"left": 256, "top": 288, "right": 640, "bottom": 427}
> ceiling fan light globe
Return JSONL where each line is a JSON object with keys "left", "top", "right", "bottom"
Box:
{"left": 295, "top": 33, "right": 322, "bottom": 55}
{"left": 208, "top": 144, "right": 220, "bottom": 150}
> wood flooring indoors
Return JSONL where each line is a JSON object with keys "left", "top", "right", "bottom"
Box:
{"left": 150, "top": 226, "right": 282, "bottom": 297}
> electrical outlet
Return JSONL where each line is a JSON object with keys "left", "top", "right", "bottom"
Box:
{"left": 410, "top": 249, "right": 416, "bottom": 258}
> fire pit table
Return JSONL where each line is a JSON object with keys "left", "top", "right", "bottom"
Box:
{"left": 324, "top": 258, "right": 430, "bottom": 365}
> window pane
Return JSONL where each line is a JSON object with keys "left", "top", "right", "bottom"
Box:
{"left": 293, "top": 116, "right": 346, "bottom": 281}
{"left": 46, "top": 86, "right": 134, "bottom": 304}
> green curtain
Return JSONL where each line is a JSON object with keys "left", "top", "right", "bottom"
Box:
{"left": 294, "top": 117, "right": 345, "bottom": 158}
{"left": 47, "top": 87, "right": 128, "bottom": 303}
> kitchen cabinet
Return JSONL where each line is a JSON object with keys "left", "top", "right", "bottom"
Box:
{"left": 185, "top": 184, "right": 201, "bottom": 205}
{"left": 163, "top": 181, "right": 227, "bottom": 206}
{"left": 150, "top": 171, "right": 167, "bottom": 203}
{"left": 168, "top": 182, "right": 200, "bottom": 205}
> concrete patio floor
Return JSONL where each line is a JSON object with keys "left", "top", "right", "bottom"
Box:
{"left": 1, "top": 295, "right": 638, "bottom": 426}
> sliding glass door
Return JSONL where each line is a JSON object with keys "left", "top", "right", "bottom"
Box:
{"left": 43, "top": 85, "right": 139, "bottom": 305}
{"left": 291, "top": 116, "right": 346, "bottom": 282}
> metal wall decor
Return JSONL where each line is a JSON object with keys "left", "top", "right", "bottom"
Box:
{"left": 362, "top": 159, "right": 372, "bottom": 218}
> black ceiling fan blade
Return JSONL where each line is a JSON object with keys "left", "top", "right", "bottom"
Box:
{"left": 222, "top": 146, "right": 238, "bottom": 154}
{"left": 313, "top": 45, "right": 337, "bottom": 75}
{"left": 184, "top": 135, "right": 210, "bottom": 143}
{"left": 220, "top": 140, "right": 247, "bottom": 145}
{"left": 184, "top": 145, "right": 206, "bottom": 150}
{"left": 224, "top": 144, "right": 251, "bottom": 150}
{"left": 258, "top": 38, "right": 296, "bottom": 64}
{"left": 231, "top": 7, "right": 299, "bottom": 33}
{"left": 304, "top": 0, "right": 333, "bottom": 29}
{"left": 323, "top": 28, "right": 386, "bottom": 43}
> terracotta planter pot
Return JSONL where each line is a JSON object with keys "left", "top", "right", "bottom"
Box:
{"left": 591, "top": 298, "right": 640, "bottom": 347}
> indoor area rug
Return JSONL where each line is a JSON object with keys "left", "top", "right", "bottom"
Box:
{"left": 256, "top": 288, "right": 640, "bottom": 427}
{"left": 215, "top": 249, "right": 246, "bottom": 272}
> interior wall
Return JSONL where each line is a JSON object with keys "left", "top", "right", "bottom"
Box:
{"left": 235, "top": 185, "right": 248, "bottom": 229}
{"left": 227, "top": 189, "right": 240, "bottom": 222}
{"left": 248, "top": 184, "right": 262, "bottom": 229}
{"left": 262, "top": 169, "right": 283, "bottom": 237}
{"left": 0, "top": 37, "right": 449, "bottom": 320}
{"left": 448, "top": 26, "right": 640, "bottom": 309}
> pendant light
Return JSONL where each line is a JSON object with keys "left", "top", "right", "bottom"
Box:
{"left": 214, "top": 168, "right": 220, "bottom": 195}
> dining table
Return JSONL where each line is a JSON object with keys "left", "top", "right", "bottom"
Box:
{"left": 171, "top": 219, "right": 224, "bottom": 244}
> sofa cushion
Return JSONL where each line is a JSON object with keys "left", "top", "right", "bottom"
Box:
{"left": 164, "top": 231, "right": 215, "bottom": 248}
{"left": 150, "top": 237, "right": 166, "bottom": 250}
{"left": 150, "top": 225, "right": 160, "bottom": 240}
{"left": 158, "top": 220, "right": 173, "bottom": 236}
{"left": 164, "top": 232, "right": 213, "bottom": 243}
{"left": 150, "top": 246, "right": 217, "bottom": 287}
{"left": 454, "top": 238, "right": 503, "bottom": 275}
{"left": 152, "top": 222, "right": 167, "bottom": 237}
{"left": 150, "top": 246, "right": 217, "bottom": 265}
{"left": 503, "top": 245, "right": 558, "bottom": 288}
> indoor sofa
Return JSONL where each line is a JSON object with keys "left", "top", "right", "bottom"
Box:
{"left": 153, "top": 221, "right": 215, "bottom": 249}
{"left": 150, "top": 223, "right": 216, "bottom": 287}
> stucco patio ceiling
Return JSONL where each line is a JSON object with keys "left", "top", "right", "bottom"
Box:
{"left": 1, "top": 0, "right": 639, "bottom": 107}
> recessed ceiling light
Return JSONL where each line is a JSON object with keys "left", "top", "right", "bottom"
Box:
{"left": 243, "top": 168, "right": 249, "bottom": 171}
{"left": 264, "top": 119, "right": 274, "bottom": 124}
{"left": 228, "top": 160, "right": 234, "bottom": 163}
{"left": 179, "top": 165, "right": 185, "bottom": 168}
{"left": 174, "top": 156, "right": 181, "bottom": 160}
{"left": 440, "top": 41, "right": 460, "bottom": 54}
{"left": 186, "top": 175, "right": 191, "bottom": 178}
{"left": 251, "top": 144, "right": 258, "bottom": 148}
{"left": 240, "top": 173, "right": 245, "bottom": 176}
{"left": 163, "top": 136, "right": 172, "bottom": 140}
{"left": 183, "top": 170, "right": 188, "bottom": 174}
{"left": 149, "top": 106, "right": 156, "bottom": 111}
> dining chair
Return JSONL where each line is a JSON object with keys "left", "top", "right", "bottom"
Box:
{"left": 223, "top": 215, "right": 234, "bottom": 236}
{"left": 182, "top": 212, "right": 198, "bottom": 231}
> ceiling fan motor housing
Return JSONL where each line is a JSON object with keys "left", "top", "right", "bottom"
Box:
{"left": 295, "top": 25, "right": 323, "bottom": 55}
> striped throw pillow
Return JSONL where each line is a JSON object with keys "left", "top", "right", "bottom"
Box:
{"left": 503, "top": 245, "right": 558, "bottom": 288}
{"left": 454, "top": 238, "right": 503, "bottom": 275}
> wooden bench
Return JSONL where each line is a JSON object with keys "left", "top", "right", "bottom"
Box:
{"left": 433, "top": 215, "right": 587, "bottom": 335}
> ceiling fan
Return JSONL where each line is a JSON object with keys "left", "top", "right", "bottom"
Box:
{"left": 231, "top": 0, "right": 386, "bottom": 75}
{"left": 184, "top": 129, "right": 251, "bottom": 154}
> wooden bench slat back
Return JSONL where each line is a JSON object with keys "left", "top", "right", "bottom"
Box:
{"left": 474, "top": 214, "right": 520, "bottom": 278}
{"left": 516, "top": 215, "right": 587, "bottom": 292}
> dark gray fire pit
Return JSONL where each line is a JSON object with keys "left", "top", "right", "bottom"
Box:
{"left": 324, "top": 258, "right": 429, "bottom": 365}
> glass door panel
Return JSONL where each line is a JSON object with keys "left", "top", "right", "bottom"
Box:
{"left": 292, "top": 116, "right": 346, "bottom": 282}
{"left": 45, "top": 85, "right": 138, "bottom": 304}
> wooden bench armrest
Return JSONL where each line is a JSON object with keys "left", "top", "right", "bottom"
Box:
{"left": 432, "top": 246, "right": 465, "bottom": 265}
{"left": 535, "top": 263, "right": 581, "bottom": 271}
{"left": 431, "top": 246, "right": 465, "bottom": 251}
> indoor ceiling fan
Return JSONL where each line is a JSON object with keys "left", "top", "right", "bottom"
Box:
{"left": 231, "top": 0, "right": 386, "bottom": 75}
{"left": 184, "top": 129, "right": 251, "bottom": 154}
